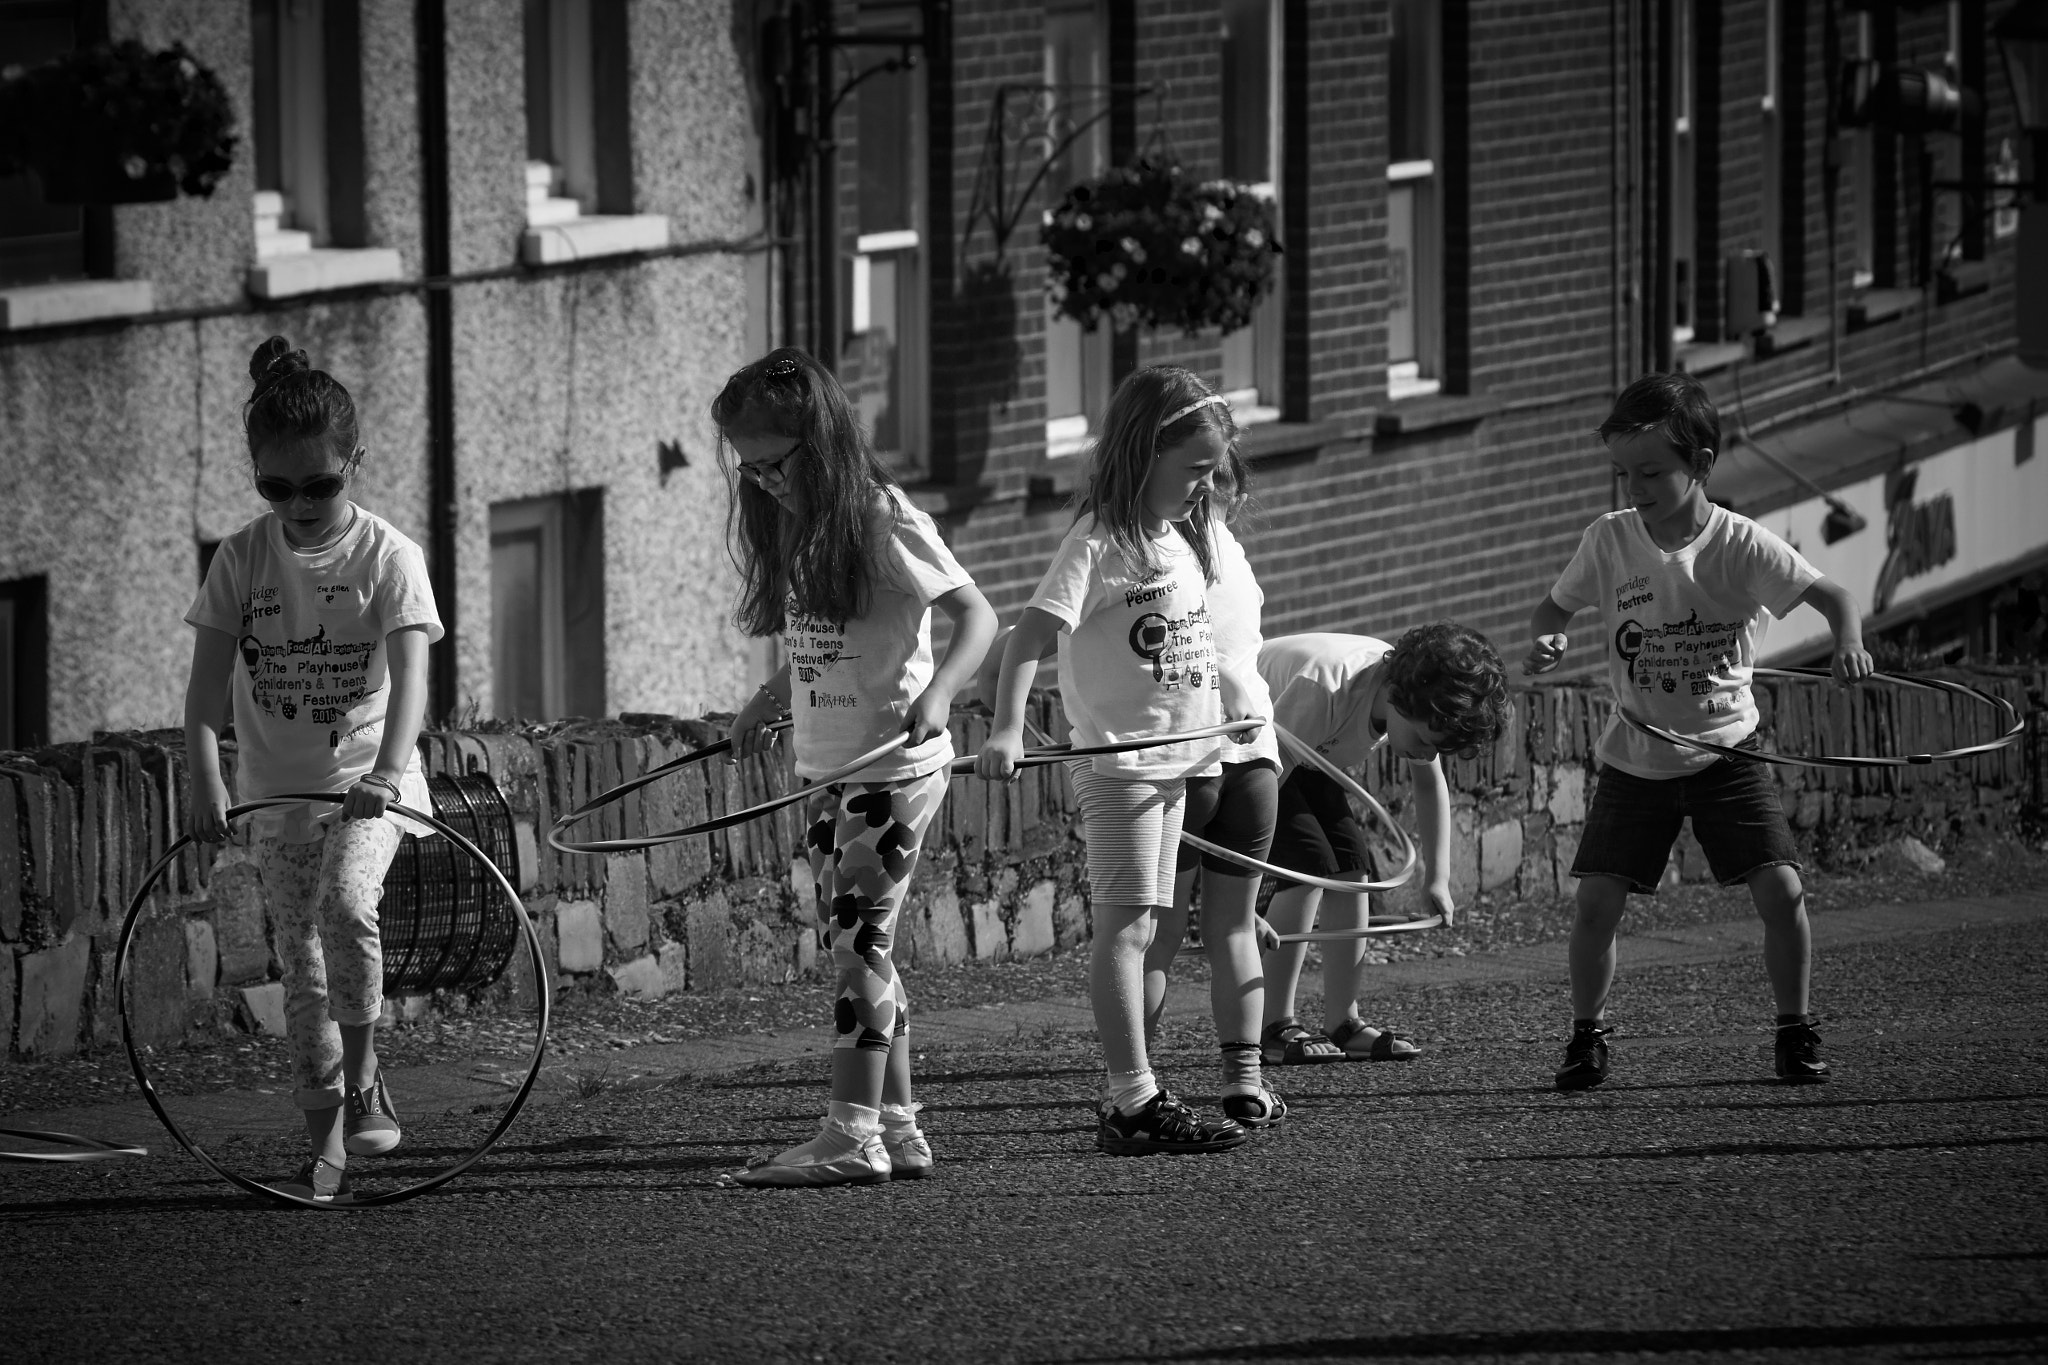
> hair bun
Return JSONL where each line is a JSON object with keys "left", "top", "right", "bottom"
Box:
{"left": 248, "top": 335, "right": 310, "bottom": 391}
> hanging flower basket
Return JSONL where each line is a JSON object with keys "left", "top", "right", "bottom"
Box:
{"left": 0, "top": 40, "right": 236, "bottom": 204}
{"left": 1042, "top": 156, "right": 1282, "bottom": 336}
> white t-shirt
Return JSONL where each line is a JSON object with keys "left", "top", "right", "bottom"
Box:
{"left": 1207, "top": 520, "right": 1280, "bottom": 767}
{"left": 186, "top": 507, "right": 443, "bottom": 841}
{"left": 785, "top": 488, "right": 975, "bottom": 784}
{"left": 1259, "top": 633, "right": 1391, "bottom": 778}
{"left": 1029, "top": 515, "right": 1225, "bottom": 780}
{"left": 1549, "top": 505, "right": 1820, "bottom": 779}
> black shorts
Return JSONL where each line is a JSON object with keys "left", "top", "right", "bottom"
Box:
{"left": 1177, "top": 760, "right": 1280, "bottom": 875}
{"left": 1267, "top": 765, "right": 1375, "bottom": 881}
{"left": 1570, "top": 739, "right": 1802, "bottom": 893}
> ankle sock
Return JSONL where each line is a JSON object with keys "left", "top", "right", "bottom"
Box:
{"left": 823, "top": 1101, "right": 882, "bottom": 1140}
{"left": 1776, "top": 1013, "right": 1810, "bottom": 1030}
{"left": 1219, "top": 1040, "right": 1263, "bottom": 1097}
{"left": 1107, "top": 1068, "right": 1160, "bottom": 1117}
{"left": 879, "top": 1102, "right": 921, "bottom": 1137}
{"left": 1573, "top": 1017, "right": 1606, "bottom": 1034}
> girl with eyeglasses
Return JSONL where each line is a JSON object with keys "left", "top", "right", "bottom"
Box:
{"left": 717, "top": 347, "right": 996, "bottom": 1188}
{"left": 182, "top": 335, "right": 441, "bottom": 1203}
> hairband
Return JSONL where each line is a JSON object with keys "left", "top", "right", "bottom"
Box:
{"left": 1159, "top": 394, "right": 1230, "bottom": 429}
{"left": 763, "top": 356, "right": 801, "bottom": 377}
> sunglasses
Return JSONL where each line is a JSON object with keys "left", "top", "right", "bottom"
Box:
{"left": 736, "top": 441, "right": 803, "bottom": 486}
{"left": 254, "top": 473, "right": 347, "bottom": 503}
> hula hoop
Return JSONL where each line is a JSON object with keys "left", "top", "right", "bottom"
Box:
{"left": 114, "top": 795, "right": 550, "bottom": 1211}
{"left": 0, "top": 1128, "right": 148, "bottom": 1163}
{"left": 547, "top": 720, "right": 1264, "bottom": 856}
{"left": 1619, "top": 667, "right": 2025, "bottom": 768}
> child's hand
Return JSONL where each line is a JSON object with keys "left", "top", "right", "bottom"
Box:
{"left": 1523, "top": 634, "right": 1568, "bottom": 675}
{"left": 904, "top": 685, "right": 953, "bottom": 747}
{"left": 977, "top": 729, "right": 1025, "bottom": 782}
{"left": 1832, "top": 641, "right": 1875, "bottom": 685}
{"left": 187, "top": 773, "right": 231, "bottom": 844}
{"left": 1426, "top": 881, "right": 1456, "bottom": 928}
{"left": 341, "top": 773, "right": 397, "bottom": 822}
{"left": 728, "top": 686, "right": 783, "bottom": 762}
{"left": 1254, "top": 916, "right": 1280, "bottom": 953}
{"left": 1217, "top": 669, "right": 1264, "bottom": 743}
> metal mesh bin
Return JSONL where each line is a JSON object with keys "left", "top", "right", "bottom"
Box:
{"left": 380, "top": 773, "right": 522, "bottom": 993}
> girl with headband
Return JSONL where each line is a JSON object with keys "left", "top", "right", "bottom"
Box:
{"left": 718, "top": 348, "right": 996, "bottom": 1187}
{"left": 182, "top": 335, "right": 442, "bottom": 1203}
{"left": 978, "top": 367, "right": 1258, "bottom": 1157}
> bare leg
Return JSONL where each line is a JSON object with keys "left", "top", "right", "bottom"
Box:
{"left": 1569, "top": 875, "right": 1632, "bottom": 1020}
{"left": 1201, "top": 868, "right": 1264, "bottom": 1046}
{"left": 1315, "top": 890, "right": 1372, "bottom": 1034}
{"left": 1747, "top": 864, "right": 1811, "bottom": 1016}
{"left": 340, "top": 1022, "right": 376, "bottom": 1092}
{"left": 882, "top": 1032, "right": 914, "bottom": 1108}
{"left": 1141, "top": 870, "right": 1198, "bottom": 1048}
{"left": 1261, "top": 885, "right": 1321, "bottom": 1027}
{"left": 1093, "top": 902, "right": 1161, "bottom": 1076}
{"left": 831, "top": 1045, "right": 889, "bottom": 1112}
{"left": 302, "top": 1103, "right": 345, "bottom": 1166}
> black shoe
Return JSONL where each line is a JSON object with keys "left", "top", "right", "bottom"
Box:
{"left": 1097, "top": 1091, "right": 1248, "bottom": 1156}
{"left": 1555, "top": 1024, "right": 1612, "bottom": 1091}
{"left": 1774, "top": 1022, "right": 1830, "bottom": 1083}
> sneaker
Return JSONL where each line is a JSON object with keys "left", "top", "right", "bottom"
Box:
{"left": 1219, "top": 1084, "right": 1288, "bottom": 1129}
{"left": 344, "top": 1069, "right": 402, "bottom": 1157}
{"left": 1774, "top": 1022, "right": 1830, "bottom": 1083}
{"left": 1097, "top": 1090, "right": 1248, "bottom": 1156}
{"left": 731, "top": 1125, "right": 892, "bottom": 1188}
{"left": 1554, "top": 1024, "right": 1612, "bottom": 1091}
{"left": 271, "top": 1156, "right": 352, "bottom": 1203}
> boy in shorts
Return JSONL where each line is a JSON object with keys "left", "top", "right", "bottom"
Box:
{"left": 1525, "top": 372, "right": 1871, "bottom": 1090}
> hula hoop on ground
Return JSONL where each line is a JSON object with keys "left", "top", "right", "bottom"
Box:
{"left": 1619, "top": 667, "right": 2024, "bottom": 768}
{"left": 547, "top": 720, "right": 1264, "bottom": 856}
{"left": 115, "top": 795, "right": 550, "bottom": 1211}
{"left": 0, "top": 1128, "right": 148, "bottom": 1163}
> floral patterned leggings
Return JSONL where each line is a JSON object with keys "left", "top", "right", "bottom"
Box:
{"left": 255, "top": 817, "right": 402, "bottom": 1109}
{"left": 803, "top": 767, "right": 949, "bottom": 1052}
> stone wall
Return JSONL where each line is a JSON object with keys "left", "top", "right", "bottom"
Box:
{"left": 2, "top": 670, "right": 2041, "bottom": 1060}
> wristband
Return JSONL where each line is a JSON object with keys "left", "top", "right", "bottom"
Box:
{"left": 359, "top": 773, "right": 402, "bottom": 799}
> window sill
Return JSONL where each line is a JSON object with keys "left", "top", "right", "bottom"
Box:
{"left": 1373, "top": 392, "right": 1499, "bottom": 439}
{"left": 1847, "top": 286, "right": 1918, "bottom": 331}
{"left": 1241, "top": 418, "right": 1347, "bottom": 461}
{"left": 1937, "top": 260, "right": 1991, "bottom": 304}
{"left": 1674, "top": 340, "right": 1747, "bottom": 375}
{"left": 1754, "top": 315, "right": 1830, "bottom": 359}
{"left": 520, "top": 214, "right": 671, "bottom": 266}
{"left": 247, "top": 247, "right": 406, "bottom": 300}
{"left": 0, "top": 279, "right": 155, "bottom": 331}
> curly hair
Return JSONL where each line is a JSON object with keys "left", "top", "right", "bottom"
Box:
{"left": 1383, "top": 621, "right": 1511, "bottom": 758}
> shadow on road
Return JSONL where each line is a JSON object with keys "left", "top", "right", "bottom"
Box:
{"left": 1472, "top": 1132, "right": 2048, "bottom": 1163}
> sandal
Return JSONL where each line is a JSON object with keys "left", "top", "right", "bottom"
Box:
{"left": 1328, "top": 1018, "right": 1422, "bottom": 1062}
{"left": 1260, "top": 1018, "right": 1345, "bottom": 1066}
{"left": 1220, "top": 1085, "right": 1288, "bottom": 1129}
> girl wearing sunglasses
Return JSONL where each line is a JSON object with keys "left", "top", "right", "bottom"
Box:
{"left": 181, "top": 335, "right": 442, "bottom": 1203}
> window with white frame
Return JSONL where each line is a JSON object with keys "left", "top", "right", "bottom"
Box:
{"left": 490, "top": 491, "right": 606, "bottom": 721}
{"left": 1385, "top": 0, "right": 1442, "bottom": 400}
{"left": 1759, "top": 0, "right": 1782, "bottom": 316}
{"left": 0, "top": 1, "right": 93, "bottom": 287}
{"left": 1044, "top": 0, "right": 1114, "bottom": 458}
{"left": 1218, "top": 0, "right": 1282, "bottom": 423}
{"left": 250, "top": 0, "right": 366, "bottom": 255}
{"left": 1669, "top": 0, "right": 1698, "bottom": 344}
{"left": 843, "top": 1, "right": 928, "bottom": 473}
{"left": 1848, "top": 8, "right": 1884, "bottom": 288}
{"left": 521, "top": 0, "right": 660, "bottom": 267}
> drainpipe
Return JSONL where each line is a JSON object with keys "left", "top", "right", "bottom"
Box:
{"left": 417, "top": 0, "right": 458, "bottom": 721}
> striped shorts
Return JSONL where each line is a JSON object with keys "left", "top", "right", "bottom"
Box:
{"left": 1068, "top": 762, "right": 1189, "bottom": 908}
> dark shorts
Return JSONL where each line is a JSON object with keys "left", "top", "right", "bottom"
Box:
{"left": 1571, "top": 739, "right": 1802, "bottom": 894}
{"left": 1177, "top": 760, "right": 1281, "bottom": 875}
{"left": 1266, "top": 765, "right": 1376, "bottom": 881}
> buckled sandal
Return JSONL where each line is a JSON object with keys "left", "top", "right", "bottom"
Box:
{"left": 1260, "top": 1018, "right": 1344, "bottom": 1066}
{"left": 1328, "top": 1018, "right": 1422, "bottom": 1062}
{"left": 1220, "top": 1084, "right": 1288, "bottom": 1129}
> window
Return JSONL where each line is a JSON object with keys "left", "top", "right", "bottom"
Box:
{"left": 1218, "top": 0, "right": 1282, "bottom": 423}
{"left": 0, "top": 1, "right": 105, "bottom": 288}
{"left": 1770, "top": 0, "right": 1808, "bottom": 315}
{"left": 1760, "top": 0, "right": 1782, "bottom": 313}
{"left": 1043, "top": 0, "right": 1114, "bottom": 458}
{"left": 843, "top": 1, "right": 928, "bottom": 473}
{"left": 250, "top": 0, "right": 366, "bottom": 255}
{"left": 1848, "top": 7, "right": 1900, "bottom": 289}
{"left": 0, "top": 575, "right": 48, "bottom": 749}
{"left": 1669, "top": 0, "right": 1698, "bottom": 344}
{"left": 489, "top": 491, "right": 606, "bottom": 721}
{"left": 523, "top": 0, "right": 631, "bottom": 220}
{"left": 1386, "top": 0, "right": 1442, "bottom": 399}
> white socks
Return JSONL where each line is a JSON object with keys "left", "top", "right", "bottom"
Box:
{"left": 879, "top": 1101, "right": 922, "bottom": 1139}
{"left": 823, "top": 1101, "right": 882, "bottom": 1140}
{"left": 1107, "top": 1068, "right": 1161, "bottom": 1117}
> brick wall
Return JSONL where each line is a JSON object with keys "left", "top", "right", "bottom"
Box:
{"left": 4, "top": 669, "right": 2039, "bottom": 1060}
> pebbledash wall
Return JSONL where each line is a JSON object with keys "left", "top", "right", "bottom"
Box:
{"left": 2, "top": 672, "right": 2040, "bottom": 1061}
{"left": 0, "top": 0, "right": 763, "bottom": 745}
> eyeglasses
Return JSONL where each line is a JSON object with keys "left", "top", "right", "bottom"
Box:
{"left": 254, "top": 473, "right": 347, "bottom": 503}
{"left": 736, "top": 442, "right": 802, "bottom": 487}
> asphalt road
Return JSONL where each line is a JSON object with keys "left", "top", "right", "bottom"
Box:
{"left": 5, "top": 899, "right": 2045, "bottom": 1365}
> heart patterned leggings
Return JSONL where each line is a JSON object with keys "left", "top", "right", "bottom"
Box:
{"left": 802, "top": 766, "right": 950, "bottom": 1052}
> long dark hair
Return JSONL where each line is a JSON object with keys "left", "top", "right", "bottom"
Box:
{"left": 1078, "top": 366, "right": 1236, "bottom": 583}
{"left": 244, "top": 334, "right": 360, "bottom": 470}
{"left": 711, "top": 347, "right": 898, "bottom": 636}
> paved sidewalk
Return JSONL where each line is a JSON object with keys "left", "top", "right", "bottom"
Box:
{"left": 10, "top": 890, "right": 2044, "bottom": 1148}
